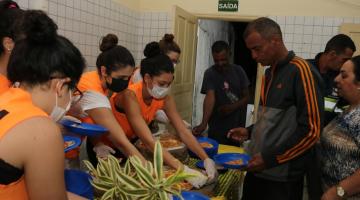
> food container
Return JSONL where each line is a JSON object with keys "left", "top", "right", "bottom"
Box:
{"left": 135, "top": 130, "right": 189, "bottom": 162}
{"left": 189, "top": 137, "right": 219, "bottom": 158}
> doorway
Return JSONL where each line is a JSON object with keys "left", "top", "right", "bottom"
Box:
{"left": 192, "top": 19, "right": 257, "bottom": 127}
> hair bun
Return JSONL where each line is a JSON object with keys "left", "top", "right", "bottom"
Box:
{"left": 143, "top": 41, "right": 161, "bottom": 58}
{"left": 163, "top": 34, "right": 175, "bottom": 43}
{"left": 100, "top": 34, "right": 118, "bottom": 52}
{"left": 23, "top": 10, "right": 58, "bottom": 44}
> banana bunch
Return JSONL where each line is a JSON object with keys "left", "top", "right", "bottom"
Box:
{"left": 84, "top": 140, "right": 194, "bottom": 200}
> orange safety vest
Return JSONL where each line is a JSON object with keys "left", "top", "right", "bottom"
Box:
{"left": 0, "top": 88, "right": 48, "bottom": 200}
{"left": 77, "top": 71, "right": 108, "bottom": 124}
{"left": 110, "top": 82, "right": 165, "bottom": 140}
{"left": 0, "top": 74, "right": 10, "bottom": 95}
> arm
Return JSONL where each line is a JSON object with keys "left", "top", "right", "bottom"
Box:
{"left": 322, "top": 169, "right": 360, "bottom": 199}
{"left": 193, "top": 90, "right": 215, "bottom": 134}
{"left": 16, "top": 117, "right": 68, "bottom": 200}
{"left": 164, "top": 95, "right": 209, "bottom": 161}
{"left": 262, "top": 60, "right": 322, "bottom": 168}
{"left": 117, "top": 90, "right": 182, "bottom": 170}
{"left": 338, "top": 169, "right": 360, "bottom": 196}
{"left": 86, "top": 108, "right": 144, "bottom": 159}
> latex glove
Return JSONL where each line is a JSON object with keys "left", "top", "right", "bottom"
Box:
{"left": 204, "top": 158, "right": 218, "bottom": 183}
{"left": 93, "top": 144, "right": 115, "bottom": 159}
{"left": 183, "top": 165, "right": 208, "bottom": 189}
{"left": 155, "top": 110, "right": 170, "bottom": 124}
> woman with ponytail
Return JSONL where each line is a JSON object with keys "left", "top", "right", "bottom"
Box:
{"left": 75, "top": 33, "right": 144, "bottom": 166}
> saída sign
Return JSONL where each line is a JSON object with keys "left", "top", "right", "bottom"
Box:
{"left": 218, "top": 0, "right": 239, "bottom": 12}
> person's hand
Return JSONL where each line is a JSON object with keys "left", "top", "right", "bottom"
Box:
{"left": 246, "top": 153, "right": 266, "bottom": 172}
{"left": 321, "top": 186, "right": 341, "bottom": 200}
{"left": 192, "top": 123, "right": 207, "bottom": 136}
{"left": 93, "top": 144, "right": 115, "bottom": 159}
{"left": 183, "top": 165, "right": 208, "bottom": 189}
{"left": 203, "top": 158, "right": 218, "bottom": 183}
{"left": 217, "top": 104, "right": 235, "bottom": 116}
{"left": 227, "top": 127, "right": 249, "bottom": 143}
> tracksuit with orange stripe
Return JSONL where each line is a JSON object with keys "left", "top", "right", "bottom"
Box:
{"left": 248, "top": 51, "right": 324, "bottom": 182}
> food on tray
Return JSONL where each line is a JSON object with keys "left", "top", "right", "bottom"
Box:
{"left": 225, "top": 159, "right": 244, "bottom": 165}
{"left": 64, "top": 140, "right": 75, "bottom": 149}
{"left": 160, "top": 137, "right": 182, "bottom": 148}
{"left": 164, "top": 169, "right": 193, "bottom": 190}
{"left": 199, "top": 142, "right": 213, "bottom": 148}
{"left": 138, "top": 134, "right": 183, "bottom": 149}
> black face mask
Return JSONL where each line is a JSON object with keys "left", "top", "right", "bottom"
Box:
{"left": 106, "top": 77, "right": 129, "bottom": 92}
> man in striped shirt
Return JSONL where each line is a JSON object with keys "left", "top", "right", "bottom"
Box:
{"left": 228, "top": 17, "right": 324, "bottom": 200}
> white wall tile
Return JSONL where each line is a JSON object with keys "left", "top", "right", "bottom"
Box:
{"left": 65, "top": 18, "right": 73, "bottom": 30}
{"left": 294, "top": 34, "right": 303, "bottom": 43}
{"left": 286, "top": 16, "right": 295, "bottom": 25}
{"left": 66, "top": 0, "right": 73, "bottom": 7}
{"left": 324, "top": 17, "right": 334, "bottom": 26}
{"left": 304, "top": 16, "right": 314, "bottom": 25}
{"left": 65, "top": 6, "right": 73, "bottom": 19}
{"left": 314, "top": 16, "right": 324, "bottom": 26}
{"left": 294, "top": 25, "right": 304, "bottom": 34}
{"left": 295, "top": 16, "right": 305, "bottom": 25}
{"left": 313, "top": 26, "right": 322, "bottom": 35}
{"left": 277, "top": 16, "right": 286, "bottom": 25}
{"left": 312, "top": 35, "right": 322, "bottom": 44}
{"left": 303, "top": 35, "right": 313, "bottom": 44}
{"left": 58, "top": 4, "right": 65, "bottom": 17}
{"left": 303, "top": 26, "right": 313, "bottom": 34}
{"left": 49, "top": 1, "right": 57, "bottom": 15}
{"left": 322, "top": 27, "right": 333, "bottom": 36}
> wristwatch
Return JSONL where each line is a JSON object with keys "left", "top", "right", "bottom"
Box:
{"left": 336, "top": 186, "right": 346, "bottom": 198}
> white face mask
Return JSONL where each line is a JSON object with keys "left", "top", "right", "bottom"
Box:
{"left": 50, "top": 91, "right": 72, "bottom": 122}
{"left": 147, "top": 84, "right": 170, "bottom": 99}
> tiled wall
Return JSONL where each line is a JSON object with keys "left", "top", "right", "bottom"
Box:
{"left": 270, "top": 16, "right": 360, "bottom": 59}
{"left": 12, "top": 0, "right": 360, "bottom": 67}
{"left": 15, "top": 0, "right": 172, "bottom": 69}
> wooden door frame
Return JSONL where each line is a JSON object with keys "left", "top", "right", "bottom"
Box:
{"left": 172, "top": 7, "right": 263, "bottom": 124}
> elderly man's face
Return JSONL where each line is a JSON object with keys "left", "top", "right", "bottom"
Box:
{"left": 245, "top": 31, "right": 278, "bottom": 66}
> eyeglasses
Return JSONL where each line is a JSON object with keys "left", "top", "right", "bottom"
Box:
{"left": 71, "top": 86, "right": 83, "bottom": 106}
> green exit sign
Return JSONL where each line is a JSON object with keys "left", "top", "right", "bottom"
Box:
{"left": 218, "top": 0, "right": 239, "bottom": 12}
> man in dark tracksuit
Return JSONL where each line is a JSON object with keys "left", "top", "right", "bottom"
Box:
{"left": 228, "top": 17, "right": 324, "bottom": 200}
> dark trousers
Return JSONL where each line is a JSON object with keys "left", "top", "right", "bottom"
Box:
{"left": 242, "top": 172, "right": 304, "bottom": 200}
{"left": 305, "top": 147, "right": 323, "bottom": 200}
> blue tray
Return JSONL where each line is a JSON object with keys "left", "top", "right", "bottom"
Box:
{"left": 63, "top": 136, "right": 81, "bottom": 152}
{"left": 213, "top": 153, "right": 250, "bottom": 169}
{"left": 173, "top": 191, "right": 209, "bottom": 200}
{"left": 60, "top": 119, "right": 108, "bottom": 137}
{"left": 189, "top": 137, "right": 219, "bottom": 158}
{"left": 65, "top": 169, "right": 93, "bottom": 199}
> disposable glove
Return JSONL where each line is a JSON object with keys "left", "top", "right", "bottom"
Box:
{"left": 204, "top": 158, "right": 218, "bottom": 183}
{"left": 93, "top": 144, "right": 115, "bottom": 159}
{"left": 183, "top": 165, "right": 208, "bottom": 189}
